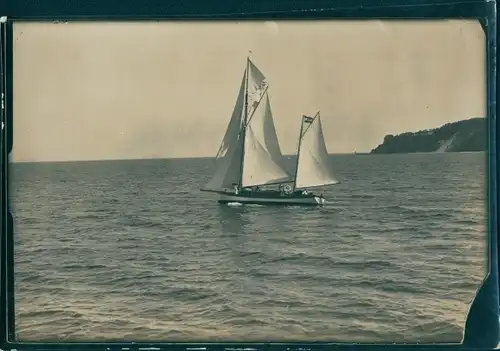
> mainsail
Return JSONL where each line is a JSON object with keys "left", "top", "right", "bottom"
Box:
{"left": 293, "top": 112, "right": 339, "bottom": 189}
{"left": 201, "top": 73, "right": 246, "bottom": 192}
{"left": 202, "top": 57, "right": 292, "bottom": 192}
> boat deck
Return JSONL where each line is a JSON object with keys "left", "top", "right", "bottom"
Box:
{"left": 232, "top": 189, "right": 319, "bottom": 199}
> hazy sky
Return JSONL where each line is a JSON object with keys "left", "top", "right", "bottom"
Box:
{"left": 12, "top": 20, "right": 485, "bottom": 162}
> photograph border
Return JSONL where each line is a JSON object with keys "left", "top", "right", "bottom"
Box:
{"left": 1, "top": 0, "right": 498, "bottom": 349}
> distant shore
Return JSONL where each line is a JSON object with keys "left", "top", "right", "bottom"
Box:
{"left": 370, "top": 117, "right": 486, "bottom": 155}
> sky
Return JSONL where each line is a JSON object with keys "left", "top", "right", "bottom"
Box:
{"left": 12, "top": 20, "right": 485, "bottom": 162}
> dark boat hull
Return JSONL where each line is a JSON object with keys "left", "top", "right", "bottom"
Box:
{"left": 217, "top": 190, "right": 325, "bottom": 206}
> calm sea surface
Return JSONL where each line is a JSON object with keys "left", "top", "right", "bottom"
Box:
{"left": 11, "top": 152, "right": 487, "bottom": 342}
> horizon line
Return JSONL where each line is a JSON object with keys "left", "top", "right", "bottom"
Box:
{"left": 10, "top": 152, "right": 363, "bottom": 165}
{"left": 9, "top": 150, "right": 486, "bottom": 165}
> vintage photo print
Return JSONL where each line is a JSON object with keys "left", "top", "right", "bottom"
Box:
{"left": 11, "top": 20, "right": 486, "bottom": 342}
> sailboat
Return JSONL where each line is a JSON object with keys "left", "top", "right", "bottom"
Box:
{"left": 200, "top": 57, "right": 338, "bottom": 206}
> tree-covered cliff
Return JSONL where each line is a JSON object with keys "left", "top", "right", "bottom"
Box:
{"left": 370, "top": 117, "right": 486, "bottom": 154}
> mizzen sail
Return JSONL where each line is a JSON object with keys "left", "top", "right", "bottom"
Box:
{"left": 294, "top": 112, "right": 339, "bottom": 189}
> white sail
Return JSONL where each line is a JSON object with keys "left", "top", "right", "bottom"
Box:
{"left": 261, "top": 94, "right": 291, "bottom": 173}
{"left": 202, "top": 57, "right": 292, "bottom": 191}
{"left": 241, "top": 91, "right": 293, "bottom": 187}
{"left": 294, "top": 112, "right": 339, "bottom": 189}
{"left": 246, "top": 60, "right": 268, "bottom": 117}
{"left": 202, "top": 73, "right": 246, "bottom": 192}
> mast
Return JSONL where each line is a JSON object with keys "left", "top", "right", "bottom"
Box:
{"left": 293, "top": 115, "right": 306, "bottom": 191}
{"left": 237, "top": 55, "right": 250, "bottom": 190}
